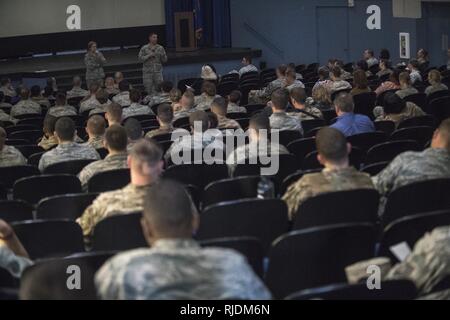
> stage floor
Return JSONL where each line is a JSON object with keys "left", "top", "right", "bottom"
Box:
{"left": 0, "top": 47, "right": 262, "bottom": 78}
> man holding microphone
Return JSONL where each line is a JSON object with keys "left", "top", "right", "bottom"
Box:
{"left": 85, "top": 41, "right": 106, "bottom": 87}
{"left": 138, "top": 33, "right": 168, "bottom": 96}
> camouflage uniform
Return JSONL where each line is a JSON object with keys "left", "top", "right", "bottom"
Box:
{"left": 0, "top": 86, "right": 16, "bottom": 97}
{"left": 194, "top": 94, "right": 221, "bottom": 111}
{"left": 77, "top": 183, "right": 152, "bottom": 241}
{"left": 286, "top": 80, "right": 305, "bottom": 91}
{"left": 138, "top": 44, "right": 168, "bottom": 95}
{"left": 38, "top": 135, "right": 58, "bottom": 151}
{"left": 10, "top": 100, "right": 41, "bottom": 117}
{"left": 67, "top": 87, "right": 89, "bottom": 99}
{"left": 78, "top": 152, "right": 128, "bottom": 191}
{"left": 217, "top": 115, "right": 241, "bottom": 130}
{"left": 0, "top": 246, "right": 33, "bottom": 279}
{"left": 249, "top": 78, "right": 285, "bottom": 104}
{"left": 270, "top": 112, "right": 303, "bottom": 133}
{"left": 31, "top": 96, "right": 50, "bottom": 108}
{"left": 0, "top": 109, "right": 16, "bottom": 124}
{"left": 288, "top": 105, "right": 323, "bottom": 121}
{"left": 89, "top": 102, "right": 111, "bottom": 117}
{"left": 84, "top": 136, "right": 105, "bottom": 150}
{"left": 173, "top": 109, "right": 195, "bottom": 121}
{"left": 85, "top": 52, "right": 106, "bottom": 87}
{"left": 38, "top": 142, "right": 100, "bottom": 172}
{"left": 0, "top": 145, "right": 27, "bottom": 167}
{"left": 112, "top": 92, "right": 131, "bottom": 107}
{"left": 386, "top": 226, "right": 450, "bottom": 298}
{"left": 79, "top": 96, "right": 99, "bottom": 114}
{"left": 145, "top": 124, "right": 174, "bottom": 139}
{"left": 329, "top": 80, "right": 352, "bottom": 94}
{"left": 373, "top": 148, "right": 450, "bottom": 215}
{"left": 396, "top": 87, "right": 419, "bottom": 99}
{"left": 122, "top": 103, "right": 154, "bottom": 120}
{"left": 374, "top": 102, "right": 425, "bottom": 127}
{"left": 95, "top": 239, "right": 272, "bottom": 300}
{"left": 227, "top": 103, "right": 247, "bottom": 114}
{"left": 283, "top": 167, "right": 375, "bottom": 220}
{"left": 425, "top": 84, "right": 448, "bottom": 96}
{"left": 143, "top": 92, "right": 171, "bottom": 107}
{"left": 47, "top": 105, "right": 77, "bottom": 118}
{"left": 238, "top": 64, "right": 258, "bottom": 77}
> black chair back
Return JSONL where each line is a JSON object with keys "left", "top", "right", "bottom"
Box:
{"left": 301, "top": 119, "right": 326, "bottom": 134}
{"left": 361, "top": 161, "right": 389, "bottom": 176}
{"left": 36, "top": 193, "right": 99, "bottom": 220}
{"left": 0, "top": 200, "right": 34, "bottom": 223}
{"left": 428, "top": 96, "right": 450, "bottom": 124}
{"left": 353, "top": 92, "right": 377, "bottom": 118}
{"left": 374, "top": 120, "right": 396, "bottom": 136}
{"left": 277, "top": 130, "right": 303, "bottom": 147}
{"left": 397, "top": 115, "right": 437, "bottom": 129}
{"left": 287, "top": 138, "right": 316, "bottom": 163}
{"left": 390, "top": 126, "right": 434, "bottom": 146}
{"left": 403, "top": 93, "right": 427, "bottom": 111}
{"left": 87, "top": 169, "right": 131, "bottom": 193}
{"left": 365, "top": 140, "right": 421, "bottom": 165}
{"left": 0, "top": 165, "right": 40, "bottom": 189}
{"left": 163, "top": 164, "right": 229, "bottom": 190}
{"left": 9, "top": 130, "right": 42, "bottom": 144}
{"left": 44, "top": 159, "right": 96, "bottom": 175}
{"left": 347, "top": 132, "right": 387, "bottom": 152}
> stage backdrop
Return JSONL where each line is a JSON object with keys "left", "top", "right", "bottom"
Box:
{"left": 0, "top": 0, "right": 165, "bottom": 38}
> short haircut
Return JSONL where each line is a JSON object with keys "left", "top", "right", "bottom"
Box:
{"left": 365, "top": 49, "right": 374, "bottom": 56}
{"left": 20, "top": 87, "right": 30, "bottom": 100}
{"left": 189, "top": 111, "right": 209, "bottom": 132}
{"left": 55, "top": 92, "right": 67, "bottom": 105}
{"left": 286, "top": 70, "right": 296, "bottom": 80}
{"left": 87, "top": 115, "right": 106, "bottom": 136}
{"left": 318, "top": 67, "right": 329, "bottom": 79}
{"left": 438, "top": 118, "right": 450, "bottom": 152}
{"left": 143, "top": 180, "right": 194, "bottom": 235}
{"left": 55, "top": 117, "right": 75, "bottom": 141}
{"left": 157, "top": 103, "right": 174, "bottom": 124}
{"left": 201, "top": 81, "right": 216, "bottom": 97}
{"left": 399, "top": 71, "right": 411, "bottom": 85}
{"left": 119, "top": 80, "right": 130, "bottom": 92}
{"left": 129, "top": 139, "right": 163, "bottom": 167}
{"left": 271, "top": 88, "right": 289, "bottom": 111}
{"left": 43, "top": 115, "right": 57, "bottom": 135}
{"left": 353, "top": 70, "right": 369, "bottom": 89}
{"left": 249, "top": 114, "right": 270, "bottom": 131}
{"left": 290, "top": 87, "right": 307, "bottom": 104}
{"left": 207, "top": 112, "right": 218, "bottom": 129}
{"left": 331, "top": 66, "right": 342, "bottom": 78}
{"left": 159, "top": 81, "right": 174, "bottom": 93}
{"left": 105, "top": 124, "right": 128, "bottom": 152}
{"left": 89, "top": 82, "right": 100, "bottom": 94}
{"left": 0, "top": 78, "right": 10, "bottom": 86}
{"left": 95, "top": 89, "right": 109, "bottom": 104}
{"left": 428, "top": 70, "right": 442, "bottom": 84}
{"left": 228, "top": 90, "right": 241, "bottom": 104}
{"left": 334, "top": 92, "right": 354, "bottom": 113}
{"left": 129, "top": 89, "right": 141, "bottom": 103}
{"left": 106, "top": 103, "right": 123, "bottom": 123}
{"left": 383, "top": 92, "right": 406, "bottom": 114}
{"left": 124, "top": 118, "right": 143, "bottom": 140}
{"left": 211, "top": 97, "right": 227, "bottom": 115}
{"left": 87, "top": 41, "right": 96, "bottom": 50}
{"left": 182, "top": 90, "right": 195, "bottom": 107}
{"left": 30, "top": 85, "right": 41, "bottom": 97}
{"left": 316, "top": 127, "right": 348, "bottom": 162}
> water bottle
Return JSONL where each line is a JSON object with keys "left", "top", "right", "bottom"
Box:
{"left": 257, "top": 176, "right": 275, "bottom": 199}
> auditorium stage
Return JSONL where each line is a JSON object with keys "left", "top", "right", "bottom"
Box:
{"left": 0, "top": 47, "right": 262, "bottom": 78}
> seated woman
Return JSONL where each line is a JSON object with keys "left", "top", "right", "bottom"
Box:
{"left": 425, "top": 70, "right": 448, "bottom": 96}
{"left": 351, "top": 70, "right": 371, "bottom": 96}
{"left": 374, "top": 92, "right": 425, "bottom": 127}
{"left": 310, "top": 84, "right": 333, "bottom": 111}
{"left": 375, "top": 69, "right": 401, "bottom": 96}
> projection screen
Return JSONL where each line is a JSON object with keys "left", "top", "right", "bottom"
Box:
{"left": 0, "top": 0, "right": 165, "bottom": 38}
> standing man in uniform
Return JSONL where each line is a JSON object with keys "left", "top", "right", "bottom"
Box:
{"left": 85, "top": 41, "right": 106, "bottom": 87}
{"left": 138, "top": 33, "right": 168, "bottom": 96}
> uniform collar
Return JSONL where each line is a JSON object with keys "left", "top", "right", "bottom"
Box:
{"left": 152, "top": 239, "right": 199, "bottom": 250}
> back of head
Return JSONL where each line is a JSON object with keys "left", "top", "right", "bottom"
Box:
{"left": 106, "top": 103, "right": 123, "bottom": 124}
{"left": 189, "top": 111, "right": 210, "bottom": 132}
{"left": 436, "top": 118, "right": 450, "bottom": 152}
{"left": 207, "top": 112, "right": 218, "bottom": 129}
{"left": 87, "top": 115, "right": 106, "bottom": 136}
{"left": 383, "top": 92, "right": 406, "bottom": 114}
{"left": 157, "top": 103, "right": 174, "bottom": 124}
{"left": 119, "top": 81, "right": 130, "bottom": 92}
{"left": 124, "top": 118, "right": 143, "bottom": 141}
{"left": 55, "top": 117, "right": 75, "bottom": 142}
{"left": 105, "top": 124, "right": 128, "bottom": 152}
{"left": 0, "top": 127, "right": 6, "bottom": 149}
{"left": 366, "top": 49, "right": 374, "bottom": 57}
{"left": 428, "top": 70, "right": 442, "bottom": 84}
{"left": 331, "top": 66, "right": 342, "bottom": 79}
{"left": 43, "top": 115, "right": 58, "bottom": 136}
{"left": 89, "top": 82, "right": 100, "bottom": 94}
{"left": 334, "top": 92, "right": 354, "bottom": 113}
{"left": 211, "top": 97, "right": 227, "bottom": 116}
{"left": 390, "top": 69, "right": 401, "bottom": 84}
{"left": 399, "top": 71, "right": 411, "bottom": 85}
{"left": 313, "top": 85, "right": 331, "bottom": 104}
{"left": 271, "top": 88, "right": 289, "bottom": 111}
{"left": 276, "top": 64, "right": 288, "bottom": 78}
{"left": 129, "top": 88, "right": 141, "bottom": 103}
{"left": 249, "top": 114, "right": 270, "bottom": 132}
{"left": 182, "top": 90, "right": 195, "bottom": 108}
{"left": 286, "top": 70, "right": 296, "bottom": 81}
{"left": 228, "top": 90, "right": 241, "bottom": 104}
{"left": 20, "top": 87, "right": 30, "bottom": 100}
{"left": 95, "top": 89, "right": 109, "bottom": 105}
{"left": 201, "top": 81, "right": 216, "bottom": 97}
{"left": 129, "top": 139, "right": 163, "bottom": 174}
{"left": 170, "top": 88, "right": 182, "bottom": 103}
{"left": 353, "top": 70, "right": 368, "bottom": 89}
{"left": 73, "top": 76, "right": 82, "bottom": 87}
{"left": 159, "top": 81, "right": 174, "bottom": 93}
{"left": 290, "top": 87, "right": 307, "bottom": 105}
{"left": 143, "top": 179, "right": 194, "bottom": 237}
{"left": 55, "top": 92, "right": 67, "bottom": 106}
{"left": 356, "top": 60, "right": 369, "bottom": 72}
{"left": 316, "top": 127, "right": 348, "bottom": 163}
{"left": 43, "top": 86, "right": 54, "bottom": 98}
{"left": 318, "top": 67, "right": 329, "bottom": 79}
{"left": 244, "top": 55, "right": 252, "bottom": 64}
{"left": 30, "top": 85, "right": 41, "bottom": 98}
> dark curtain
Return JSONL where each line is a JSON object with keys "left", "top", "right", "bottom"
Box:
{"left": 165, "top": 0, "right": 231, "bottom": 48}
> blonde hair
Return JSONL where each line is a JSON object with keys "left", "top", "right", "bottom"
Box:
{"left": 428, "top": 70, "right": 442, "bottom": 85}
{"left": 312, "top": 85, "right": 332, "bottom": 105}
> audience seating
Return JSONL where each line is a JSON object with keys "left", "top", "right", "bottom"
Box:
{"left": 379, "top": 210, "right": 450, "bottom": 263}
{"left": 244, "top": 104, "right": 266, "bottom": 115}
{"left": 277, "top": 130, "right": 303, "bottom": 147}
{"left": 5, "top": 125, "right": 38, "bottom": 135}
{"left": 397, "top": 115, "right": 437, "bottom": 129}
{"left": 17, "top": 117, "right": 44, "bottom": 127}
{"left": 8, "top": 130, "right": 42, "bottom": 144}
{"left": 374, "top": 121, "right": 396, "bottom": 136}
{"left": 96, "top": 148, "right": 108, "bottom": 159}
{"left": 15, "top": 145, "right": 45, "bottom": 159}
{"left": 292, "top": 189, "right": 379, "bottom": 230}
{"left": 196, "top": 199, "right": 289, "bottom": 252}
{"left": 0, "top": 165, "right": 40, "bottom": 189}
{"left": 0, "top": 200, "right": 34, "bottom": 223}
{"left": 87, "top": 169, "right": 131, "bottom": 193}
{"left": 403, "top": 93, "right": 427, "bottom": 111}
{"left": 148, "top": 133, "right": 173, "bottom": 143}
{"left": 426, "top": 90, "right": 449, "bottom": 106}
{"left": 173, "top": 117, "right": 190, "bottom": 129}
{"left": 303, "top": 147, "right": 364, "bottom": 170}
{"left": 360, "top": 161, "right": 389, "bottom": 176}
{"left": 13, "top": 174, "right": 82, "bottom": 205}
{"left": 265, "top": 223, "right": 376, "bottom": 299}
{"left": 0, "top": 268, "right": 17, "bottom": 289}
{"left": 11, "top": 220, "right": 85, "bottom": 260}
{"left": 0, "top": 185, "right": 6, "bottom": 200}
{"left": 44, "top": 159, "right": 96, "bottom": 175}
{"left": 36, "top": 193, "right": 99, "bottom": 220}
{"left": 287, "top": 138, "right": 317, "bottom": 163}
{"left": 279, "top": 169, "right": 322, "bottom": 196}
{"left": 428, "top": 96, "right": 450, "bottom": 124}
{"left": 27, "top": 151, "right": 46, "bottom": 167}
{"left": 163, "top": 163, "right": 229, "bottom": 190}
{"left": 353, "top": 92, "right": 377, "bottom": 118}
{"left": 304, "top": 127, "right": 324, "bottom": 138}
{"left": 365, "top": 140, "right": 421, "bottom": 165}
{"left": 301, "top": 119, "right": 327, "bottom": 134}
{"left": 347, "top": 132, "right": 387, "bottom": 152}
{"left": 200, "top": 237, "right": 264, "bottom": 278}
{"left": 390, "top": 126, "right": 434, "bottom": 146}
{"left": 285, "top": 280, "right": 417, "bottom": 300}
{"left": 92, "top": 212, "right": 147, "bottom": 252}
{"left": 382, "top": 178, "right": 450, "bottom": 227}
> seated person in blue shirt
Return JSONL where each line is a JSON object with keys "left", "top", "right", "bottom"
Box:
{"left": 330, "top": 92, "right": 375, "bottom": 137}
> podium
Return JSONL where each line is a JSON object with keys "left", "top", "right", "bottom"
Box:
{"left": 174, "top": 12, "right": 196, "bottom": 52}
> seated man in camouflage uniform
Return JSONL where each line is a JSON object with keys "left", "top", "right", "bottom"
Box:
{"left": 249, "top": 64, "right": 287, "bottom": 105}
{"left": 227, "top": 90, "right": 247, "bottom": 114}
{"left": 84, "top": 115, "right": 106, "bottom": 150}
{"left": 122, "top": 88, "right": 153, "bottom": 120}
{"left": 79, "top": 82, "right": 101, "bottom": 114}
{"left": 283, "top": 127, "right": 374, "bottom": 220}
{"left": 124, "top": 118, "right": 144, "bottom": 152}
{"left": 210, "top": 97, "right": 241, "bottom": 130}
{"left": 95, "top": 180, "right": 271, "bottom": 300}
{"left": 226, "top": 114, "right": 289, "bottom": 176}
{"left": 173, "top": 90, "right": 196, "bottom": 121}
{"left": 146, "top": 103, "right": 174, "bottom": 139}
{"left": 373, "top": 118, "right": 450, "bottom": 215}
{"left": 10, "top": 87, "right": 42, "bottom": 117}
{"left": 88, "top": 89, "right": 111, "bottom": 117}
{"left": 38, "top": 117, "right": 100, "bottom": 172}
{"left": 289, "top": 87, "right": 323, "bottom": 121}
{"left": 269, "top": 88, "right": 303, "bottom": 133}
{"left": 143, "top": 81, "right": 173, "bottom": 107}
{"left": 47, "top": 92, "right": 77, "bottom": 118}
{"left": 194, "top": 81, "right": 220, "bottom": 111}
{"left": 105, "top": 103, "right": 123, "bottom": 127}
{"left": 78, "top": 125, "right": 129, "bottom": 191}
{"left": 0, "top": 127, "right": 27, "bottom": 167}
{"left": 66, "top": 76, "right": 89, "bottom": 99}
{"left": 112, "top": 80, "right": 131, "bottom": 107}
{"left": 77, "top": 139, "right": 163, "bottom": 244}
